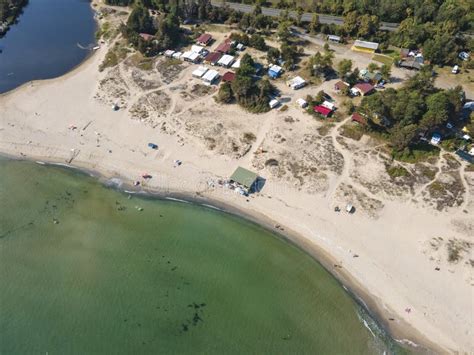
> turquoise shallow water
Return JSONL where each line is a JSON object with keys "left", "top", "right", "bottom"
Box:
{"left": 0, "top": 160, "right": 406, "bottom": 354}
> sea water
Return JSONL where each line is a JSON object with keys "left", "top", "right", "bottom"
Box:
{"left": 0, "top": 160, "right": 409, "bottom": 354}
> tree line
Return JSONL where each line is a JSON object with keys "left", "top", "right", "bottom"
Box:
{"left": 221, "top": 0, "right": 473, "bottom": 66}
{"left": 0, "top": 0, "right": 28, "bottom": 35}
{"left": 357, "top": 66, "right": 466, "bottom": 153}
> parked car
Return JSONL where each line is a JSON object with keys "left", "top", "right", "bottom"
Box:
{"left": 148, "top": 143, "right": 158, "bottom": 149}
{"left": 452, "top": 65, "right": 459, "bottom": 74}
{"left": 459, "top": 52, "right": 470, "bottom": 61}
{"left": 269, "top": 99, "right": 280, "bottom": 109}
{"left": 431, "top": 133, "right": 442, "bottom": 145}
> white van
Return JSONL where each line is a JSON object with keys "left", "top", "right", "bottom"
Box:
{"left": 452, "top": 65, "right": 459, "bottom": 74}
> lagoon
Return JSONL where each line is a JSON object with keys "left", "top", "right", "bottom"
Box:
{"left": 0, "top": 0, "right": 96, "bottom": 93}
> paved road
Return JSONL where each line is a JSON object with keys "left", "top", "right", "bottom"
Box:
{"left": 211, "top": 1, "right": 399, "bottom": 31}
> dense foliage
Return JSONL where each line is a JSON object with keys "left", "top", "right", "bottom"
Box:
{"left": 217, "top": 54, "right": 273, "bottom": 112}
{"left": 358, "top": 66, "right": 465, "bottom": 152}
{"left": 118, "top": 1, "right": 183, "bottom": 55}
{"left": 0, "top": 0, "right": 28, "bottom": 34}
{"left": 104, "top": 0, "right": 133, "bottom": 6}
{"left": 226, "top": 0, "right": 472, "bottom": 65}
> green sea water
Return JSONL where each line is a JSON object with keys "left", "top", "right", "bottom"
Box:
{"left": 0, "top": 159, "right": 407, "bottom": 354}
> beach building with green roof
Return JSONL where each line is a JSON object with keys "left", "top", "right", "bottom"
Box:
{"left": 230, "top": 167, "right": 259, "bottom": 193}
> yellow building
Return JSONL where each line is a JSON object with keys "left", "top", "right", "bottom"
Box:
{"left": 351, "top": 40, "right": 379, "bottom": 54}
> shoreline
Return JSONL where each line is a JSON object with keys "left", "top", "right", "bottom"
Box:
{"left": 0, "top": 1, "right": 471, "bottom": 351}
{"left": 0, "top": 152, "right": 440, "bottom": 354}
{"left": 0, "top": 0, "right": 99, "bottom": 97}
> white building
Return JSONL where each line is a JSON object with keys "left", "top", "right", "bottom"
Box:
{"left": 217, "top": 54, "right": 235, "bottom": 68}
{"left": 202, "top": 69, "right": 220, "bottom": 84}
{"left": 352, "top": 40, "right": 379, "bottom": 52}
{"left": 191, "top": 45, "right": 205, "bottom": 54}
{"left": 321, "top": 101, "right": 335, "bottom": 110}
{"left": 231, "top": 59, "right": 241, "bottom": 69}
{"left": 296, "top": 98, "right": 308, "bottom": 108}
{"left": 327, "top": 35, "right": 341, "bottom": 43}
{"left": 286, "top": 76, "right": 306, "bottom": 90}
{"left": 192, "top": 66, "right": 208, "bottom": 78}
{"left": 181, "top": 51, "right": 200, "bottom": 63}
{"left": 268, "top": 64, "right": 283, "bottom": 78}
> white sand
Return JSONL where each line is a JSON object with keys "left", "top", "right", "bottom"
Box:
{"left": 1, "top": 33, "right": 473, "bottom": 354}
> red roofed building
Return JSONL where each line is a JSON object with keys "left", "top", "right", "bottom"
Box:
{"left": 216, "top": 41, "right": 232, "bottom": 53}
{"left": 314, "top": 105, "right": 333, "bottom": 117}
{"left": 351, "top": 112, "right": 367, "bottom": 125}
{"left": 204, "top": 51, "right": 222, "bottom": 65}
{"left": 222, "top": 71, "right": 236, "bottom": 82}
{"left": 352, "top": 83, "right": 374, "bottom": 96}
{"left": 197, "top": 33, "right": 213, "bottom": 46}
{"left": 139, "top": 33, "right": 155, "bottom": 41}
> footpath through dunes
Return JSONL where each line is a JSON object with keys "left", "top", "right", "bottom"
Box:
{"left": 0, "top": 1, "right": 473, "bottom": 352}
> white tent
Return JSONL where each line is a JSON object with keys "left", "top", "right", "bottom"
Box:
{"left": 321, "top": 101, "right": 335, "bottom": 110}
{"left": 191, "top": 45, "right": 204, "bottom": 54}
{"left": 231, "top": 59, "right": 241, "bottom": 69}
{"left": 217, "top": 54, "right": 235, "bottom": 68}
{"left": 353, "top": 40, "right": 379, "bottom": 51}
{"left": 192, "top": 66, "right": 208, "bottom": 78}
{"left": 296, "top": 98, "right": 308, "bottom": 108}
{"left": 287, "top": 76, "right": 306, "bottom": 90}
{"left": 463, "top": 102, "right": 474, "bottom": 110}
{"left": 181, "top": 51, "right": 200, "bottom": 63}
{"left": 202, "top": 69, "right": 220, "bottom": 84}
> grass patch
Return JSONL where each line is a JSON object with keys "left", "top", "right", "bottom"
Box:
{"left": 392, "top": 143, "right": 440, "bottom": 163}
{"left": 372, "top": 54, "right": 393, "bottom": 66}
{"left": 466, "top": 164, "right": 474, "bottom": 172}
{"left": 381, "top": 49, "right": 400, "bottom": 59}
{"left": 386, "top": 165, "right": 410, "bottom": 178}
{"left": 339, "top": 123, "right": 364, "bottom": 141}
{"left": 159, "top": 58, "right": 182, "bottom": 69}
{"left": 416, "top": 164, "right": 437, "bottom": 180}
{"left": 128, "top": 53, "right": 154, "bottom": 71}
{"left": 280, "top": 104, "right": 289, "bottom": 111}
{"left": 242, "top": 132, "right": 257, "bottom": 144}
{"left": 447, "top": 239, "right": 472, "bottom": 263}
{"left": 99, "top": 50, "right": 119, "bottom": 71}
{"left": 99, "top": 42, "right": 130, "bottom": 71}
{"left": 428, "top": 181, "right": 446, "bottom": 195}
{"left": 95, "top": 21, "right": 116, "bottom": 41}
{"left": 440, "top": 137, "right": 463, "bottom": 152}
{"left": 317, "top": 123, "right": 334, "bottom": 136}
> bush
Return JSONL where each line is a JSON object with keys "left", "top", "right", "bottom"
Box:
{"left": 392, "top": 143, "right": 440, "bottom": 163}
{"left": 216, "top": 82, "right": 234, "bottom": 103}
{"left": 386, "top": 165, "right": 410, "bottom": 178}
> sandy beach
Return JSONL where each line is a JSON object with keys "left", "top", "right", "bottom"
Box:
{"left": 1, "top": 6, "right": 473, "bottom": 352}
